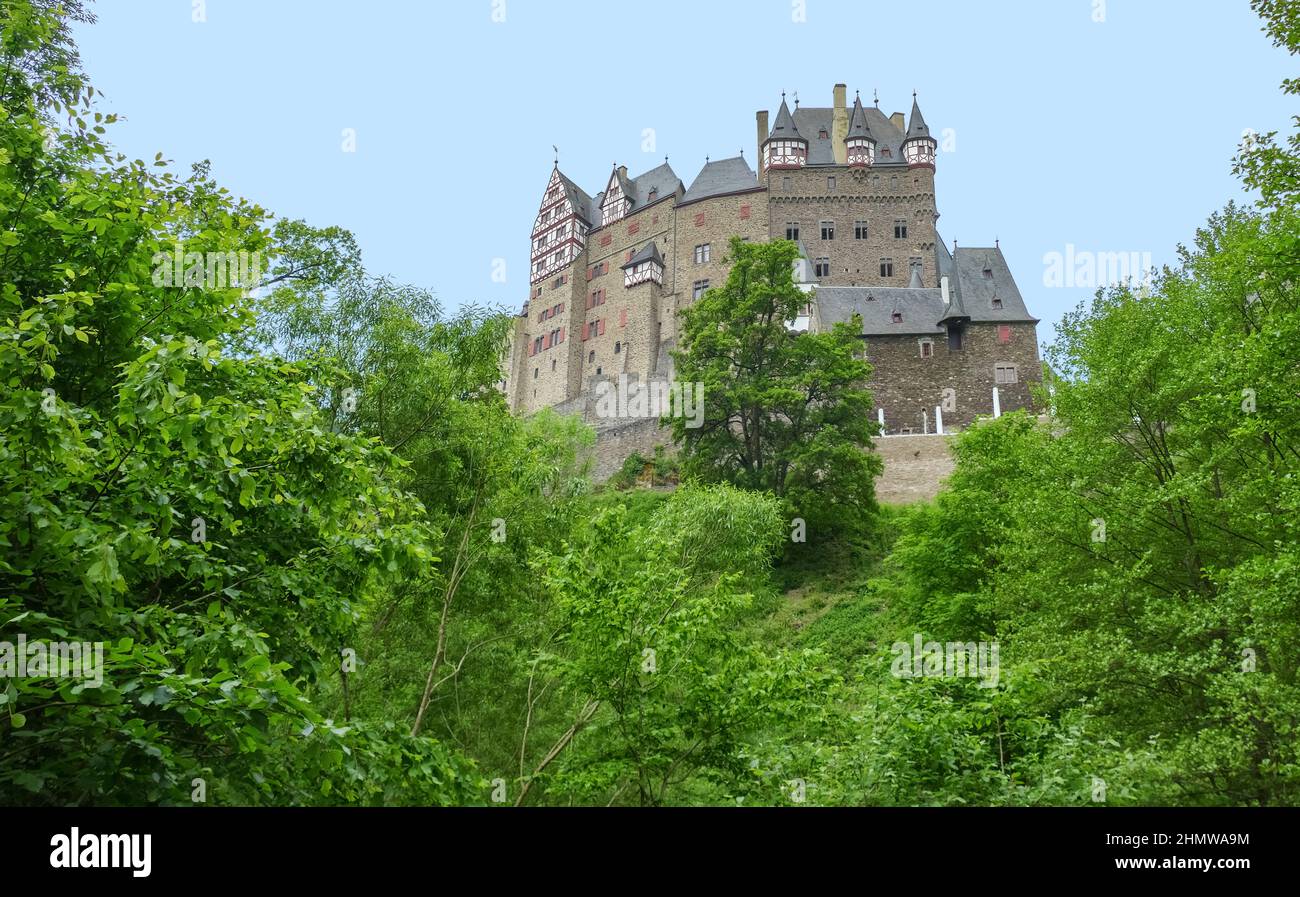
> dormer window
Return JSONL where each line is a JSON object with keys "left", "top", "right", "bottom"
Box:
{"left": 818, "top": 129, "right": 828, "bottom": 139}
{"left": 983, "top": 267, "right": 994, "bottom": 278}
{"left": 648, "top": 187, "right": 658, "bottom": 201}
{"left": 891, "top": 311, "right": 903, "bottom": 323}
{"left": 991, "top": 296, "right": 1003, "bottom": 309}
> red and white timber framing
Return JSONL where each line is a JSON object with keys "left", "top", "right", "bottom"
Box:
{"left": 531, "top": 168, "right": 588, "bottom": 285}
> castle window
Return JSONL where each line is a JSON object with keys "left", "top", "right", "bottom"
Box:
{"left": 600, "top": 233, "right": 612, "bottom": 247}
{"left": 589, "top": 350, "right": 595, "bottom": 363}
{"left": 854, "top": 220, "right": 868, "bottom": 240}
{"left": 694, "top": 243, "right": 711, "bottom": 264}
{"left": 551, "top": 359, "right": 556, "bottom": 370}
{"left": 992, "top": 297, "right": 1004, "bottom": 310}
{"left": 785, "top": 222, "right": 800, "bottom": 241}
{"left": 533, "top": 336, "right": 544, "bottom": 354}
{"left": 920, "top": 340, "right": 934, "bottom": 358}
{"left": 533, "top": 367, "right": 538, "bottom": 379}
{"left": 998, "top": 325, "right": 1011, "bottom": 343}
{"left": 694, "top": 212, "right": 705, "bottom": 227}
{"left": 782, "top": 177, "right": 792, "bottom": 191}
{"left": 628, "top": 221, "right": 640, "bottom": 236}
{"left": 740, "top": 204, "right": 751, "bottom": 220}
{"left": 827, "top": 176, "right": 836, "bottom": 191}
{"left": 880, "top": 259, "right": 894, "bottom": 277}
{"left": 554, "top": 274, "right": 567, "bottom": 287}
{"left": 814, "top": 258, "right": 830, "bottom": 278}
{"left": 820, "top": 220, "right": 835, "bottom": 240}
{"left": 995, "top": 363, "right": 1018, "bottom": 384}
{"left": 596, "top": 367, "right": 602, "bottom": 375}
{"left": 614, "top": 341, "right": 621, "bottom": 354}
{"left": 693, "top": 279, "right": 710, "bottom": 299}
{"left": 893, "top": 220, "right": 908, "bottom": 239}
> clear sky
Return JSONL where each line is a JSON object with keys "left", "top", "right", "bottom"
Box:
{"left": 71, "top": 0, "right": 1292, "bottom": 342}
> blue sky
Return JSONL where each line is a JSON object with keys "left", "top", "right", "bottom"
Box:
{"left": 72, "top": 0, "right": 1292, "bottom": 342}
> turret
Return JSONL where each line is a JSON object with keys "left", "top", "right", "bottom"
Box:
{"left": 845, "top": 92, "right": 876, "bottom": 168}
{"left": 902, "top": 93, "right": 937, "bottom": 169}
{"left": 761, "top": 94, "right": 807, "bottom": 171}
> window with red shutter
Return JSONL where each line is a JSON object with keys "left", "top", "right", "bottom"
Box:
{"left": 598, "top": 319, "right": 606, "bottom": 336}
{"left": 582, "top": 323, "right": 590, "bottom": 341}
{"left": 628, "top": 221, "right": 640, "bottom": 236}
{"left": 740, "top": 204, "right": 751, "bottom": 219}
{"left": 625, "top": 249, "right": 634, "bottom": 263}
{"left": 694, "top": 213, "right": 705, "bottom": 226}
{"left": 600, "top": 234, "right": 612, "bottom": 247}
{"left": 619, "top": 308, "right": 627, "bottom": 327}
{"left": 998, "top": 325, "right": 1011, "bottom": 344}
{"left": 558, "top": 326, "right": 565, "bottom": 343}
{"left": 586, "top": 267, "right": 593, "bottom": 281}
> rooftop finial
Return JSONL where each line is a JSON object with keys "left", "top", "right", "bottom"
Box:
{"left": 705, "top": 155, "right": 709, "bottom": 164}
{"left": 913, "top": 89, "right": 917, "bottom": 99}
{"left": 995, "top": 237, "right": 999, "bottom": 248}
{"left": 781, "top": 90, "right": 786, "bottom": 102}
{"left": 793, "top": 90, "right": 799, "bottom": 107}
{"left": 553, "top": 145, "right": 558, "bottom": 167}
{"left": 873, "top": 88, "right": 879, "bottom": 107}
{"left": 953, "top": 238, "right": 958, "bottom": 252}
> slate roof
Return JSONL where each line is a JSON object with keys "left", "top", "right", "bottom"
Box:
{"left": 948, "top": 246, "right": 1038, "bottom": 323}
{"left": 791, "top": 104, "right": 907, "bottom": 165}
{"left": 629, "top": 162, "right": 682, "bottom": 208}
{"left": 846, "top": 95, "right": 874, "bottom": 142}
{"left": 905, "top": 96, "right": 932, "bottom": 142}
{"left": 769, "top": 98, "right": 802, "bottom": 141}
{"left": 816, "top": 286, "right": 946, "bottom": 336}
{"left": 556, "top": 169, "right": 595, "bottom": 224}
{"left": 813, "top": 241, "right": 1037, "bottom": 336}
{"left": 681, "top": 155, "right": 761, "bottom": 205}
{"left": 621, "top": 241, "right": 664, "bottom": 269}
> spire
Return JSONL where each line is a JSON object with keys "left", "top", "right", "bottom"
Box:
{"left": 906, "top": 94, "right": 930, "bottom": 141}
{"left": 770, "top": 95, "right": 801, "bottom": 139}
{"left": 846, "top": 94, "right": 873, "bottom": 140}
{"left": 845, "top": 93, "right": 876, "bottom": 167}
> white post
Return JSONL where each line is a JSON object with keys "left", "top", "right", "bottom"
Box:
{"left": 940, "top": 275, "right": 950, "bottom": 304}
{"left": 934, "top": 405, "right": 943, "bottom": 435}
{"left": 922, "top": 409, "right": 929, "bottom": 435}
{"left": 877, "top": 407, "right": 885, "bottom": 434}
{"left": 992, "top": 386, "right": 1001, "bottom": 418}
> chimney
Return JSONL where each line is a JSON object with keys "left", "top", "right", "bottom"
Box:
{"left": 890, "top": 111, "right": 906, "bottom": 132}
{"left": 832, "top": 84, "right": 848, "bottom": 165}
{"left": 617, "top": 164, "right": 628, "bottom": 179}
{"left": 756, "top": 109, "right": 769, "bottom": 177}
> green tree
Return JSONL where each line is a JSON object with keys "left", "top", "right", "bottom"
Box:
{"left": 671, "top": 238, "right": 881, "bottom": 537}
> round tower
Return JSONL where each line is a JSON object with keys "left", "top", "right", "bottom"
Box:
{"left": 845, "top": 91, "right": 876, "bottom": 168}
{"left": 761, "top": 94, "right": 807, "bottom": 170}
{"left": 902, "top": 92, "right": 937, "bottom": 169}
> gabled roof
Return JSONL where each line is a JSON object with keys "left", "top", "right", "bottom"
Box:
{"left": 949, "top": 246, "right": 1038, "bottom": 323}
{"left": 905, "top": 95, "right": 932, "bottom": 142}
{"left": 555, "top": 169, "right": 595, "bottom": 223}
{"left": 681, "top": 155, "right": 761, "bottom": 204}
{"left": 606, "top": 167, "right": 635, "bottom": 205}
{"left": 629, "top": 161, "right": 682, "bottom": 209}
{"left": 621, "top": 241, "right": 664, "bottom": 269}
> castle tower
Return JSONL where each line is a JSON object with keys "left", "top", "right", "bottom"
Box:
{"left": 761, "top": 95, "right": 808, "bottom": 170}
{"left": 531, "top": 164, "right": 591, "bottom": 285}
{"left": 902, "top": 93, "right": 937, "bottom": 169}
{"left": 845, "top": 92, "right": 876, "bottom": 168}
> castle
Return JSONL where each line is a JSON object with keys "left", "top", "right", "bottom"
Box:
{"left": 501, "top": 84, "right": 1042, "bottom": 477}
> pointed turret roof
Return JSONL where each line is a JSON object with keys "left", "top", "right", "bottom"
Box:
{"left": 621, "top": 242, "right": 664, "bottom": 269}
{"left": 907, "top": 266, "right": 923, "bottom": 289}
{"left": 768, "top": 96, "right": 803, "bottom": 141}
{"left": 847, "top": 94, "right": 874, "bottom": 142}
{"left": 905, "top": 94, "right": 932, "bottom": 142}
